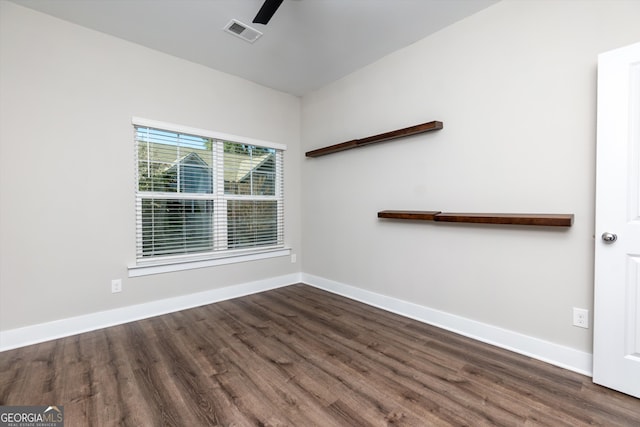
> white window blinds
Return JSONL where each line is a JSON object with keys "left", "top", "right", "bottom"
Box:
{"left": 134, "top": 121, "right": 284, "bottom": 263}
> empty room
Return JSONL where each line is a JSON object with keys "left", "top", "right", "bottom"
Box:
{"left": 1, "top": 0, "right": 640, "bottom": 425}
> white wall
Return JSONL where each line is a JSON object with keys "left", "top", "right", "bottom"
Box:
{"left": 301, "top": 0, "right": 640, "bottom": 353}
{"left": 4, "top": 0, "right": 640, "bottom": 364}
{"left": 0, "top": 2, "right": 301, "bottom": 331}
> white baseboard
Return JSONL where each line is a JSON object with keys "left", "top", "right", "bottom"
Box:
{"left": 1, "top": 271, "right": 594, "bottom": 377}
{"left": 0, "top": 273, "right": 301, "bottom": 352}
{"left": 301, "top": 273, "right": 593, "bottom": 377}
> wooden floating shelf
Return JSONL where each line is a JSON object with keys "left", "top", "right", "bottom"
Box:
{"left": 305, "top": 120, "right": 443, "bottom": 157}
{"left": 378, "top": 210, "right": 574, "bottom": 227}
{"left": 378, "top": 210, "right": 441, "bottom": 221}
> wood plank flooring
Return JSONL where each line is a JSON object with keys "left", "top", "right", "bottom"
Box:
{"left": 1, "top": 284, "right": 639, "bottom": 426}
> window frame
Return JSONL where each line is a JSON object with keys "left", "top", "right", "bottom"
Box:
{"left": 129, "top": 117, "right": 288, "bottom": 277}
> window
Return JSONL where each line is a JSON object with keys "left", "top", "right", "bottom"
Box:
{"left": 133, "top": 118, "right": 285, "bottom": 268}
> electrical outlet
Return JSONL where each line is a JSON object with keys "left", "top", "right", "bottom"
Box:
{"left": 111, "top": 279, "right": 122, "bottom": 293}
{"left": 291, "top": 254, "right": 297, "bottom": 263}
{"left": 573, "top": 307, "right": 588, "bottom": 328}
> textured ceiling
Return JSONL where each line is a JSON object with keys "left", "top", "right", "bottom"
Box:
{"left": 12, "top": 0, "right": 499, "bottom": 96}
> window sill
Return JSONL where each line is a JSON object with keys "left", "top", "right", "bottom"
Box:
{"left": 128, "top": 247, "right": 291, "bottom": 277}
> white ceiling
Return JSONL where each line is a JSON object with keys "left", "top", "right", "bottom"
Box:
{"left": 12, "top": 0, "right": 499, "bottom": 96}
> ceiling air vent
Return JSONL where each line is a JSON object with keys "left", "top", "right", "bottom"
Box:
{"left": 223, "top": 19, "right": 263, "bottom": 43}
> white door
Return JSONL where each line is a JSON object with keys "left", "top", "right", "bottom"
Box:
{"left": 593, "top": 41, "right": 640, "bottom": 398}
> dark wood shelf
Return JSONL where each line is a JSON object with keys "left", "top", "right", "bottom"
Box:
{"left": 306, "top": 120, "right": 443, "bottom": 157}
{"left": 378, "top": 210, "right": 574, "bottom": 227}
{"left": 378, "top": 210, "right": 442, "bottom": 221}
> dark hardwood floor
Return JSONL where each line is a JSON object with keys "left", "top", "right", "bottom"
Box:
{"left": 1, "top": 284, "right": 639, "bottom": 426}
